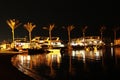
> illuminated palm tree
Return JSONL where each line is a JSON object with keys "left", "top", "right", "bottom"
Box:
{"left": 6, "top": 19, "right": 21, "bottom": 43}
{"left": 24, "top": 22, "right": 36, "bottom": 43}
{"left": 43, "top": 24, "right": 55, "bottom": 48}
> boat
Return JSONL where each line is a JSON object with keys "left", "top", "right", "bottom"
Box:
{"left": 70, "top": 36, "right": 105, "bottom": 50}
{"left": 5, "top": 36, "right": 64, "bottom": 55}
{"left": 27, "top": 36, "right": 65, "bottom": 55}
{"left": 28, "top": 48, "right": 50, "bottom": 55}
{"left": 31, "top": 36, "right": 65, "bottom": 49}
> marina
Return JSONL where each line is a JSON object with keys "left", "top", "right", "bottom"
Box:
{"left": 0, "top": 24, "right": 120, "bottom": 80}
{"left": 0, "top": 0, "right": 118, "bottom": 80}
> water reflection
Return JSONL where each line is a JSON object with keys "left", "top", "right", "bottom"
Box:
{"left": 114, "top": 47, "right": 120, "bottom": 65}
{"left": 11, "top": 47, "right": 120, "bottom": 80}
{"left": 115, "top": 47, "right": 120, "bottom": 56}
{"left": 72, "top": 49, "right": 103, "bottom": 61}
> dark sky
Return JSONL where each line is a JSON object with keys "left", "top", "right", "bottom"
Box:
{"left": 0, "top": 0, "right": 119, "bottom": 42}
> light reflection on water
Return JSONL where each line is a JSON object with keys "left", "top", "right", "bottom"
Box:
{"left": 11, "top": 47, "right": 120, "bottom": 80}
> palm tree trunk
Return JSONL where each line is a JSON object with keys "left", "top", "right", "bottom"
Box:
{"left": 12, "top": 29, "right": 14, "bottom": 43}
{"left": 68, "top": 28, "right": 71, "bottom": 49}
{"left": 114, "top": 31, "right": 116, "bottom": 45}
{"left": 114, "top": 31, "right": 116, "bottom": 40}
{"left": 83, "top": 32, "right": 85, "bottom": 47}
{"left": 68, "top": 29, "right": 70, "bottom": 46}
{"left": 49, "top": 29, "right": 52, "bottom": 48}
{"left": 101, "top": 32, "right": 103, "bottom": 40}
{"left": 29, "top": 32, "right": 31, "bottom": 43}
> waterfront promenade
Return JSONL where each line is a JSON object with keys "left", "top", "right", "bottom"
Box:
{"left": 0, "top": 52, "right": 35, "bottom": 80}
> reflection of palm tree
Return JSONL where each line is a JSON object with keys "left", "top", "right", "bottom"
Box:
{"left": 100, "top": 25, "right": 106, "bottom": 40}
{"left": 6, "top": 19, "right": 21, "bottom": 43}
{"left": 43, "top": 24, "right": 55, "bottom": 48}
{"left": 24, "top": 22, "right": 36, "bottom": 43}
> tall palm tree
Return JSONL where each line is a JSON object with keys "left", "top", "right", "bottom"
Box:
{"left": 6, "top": 19, "right": 21, "bottom": 43}
{"left": 81, "top": 25, "right": 87, "bottom": 48}
{"left": 43, "top": 24, "right": 55, "bottom": 48}
{"left": 49, "top": 24, "right": 55, "bottom": 48}
{"left": 24, "top": 22, "right": 36, "bottom": 43}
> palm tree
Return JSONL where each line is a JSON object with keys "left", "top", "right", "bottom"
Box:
{"left": 6, "top": 19, "right": 21, "bottom": 43}
{"left": 82, "top": 26, "right": 88, "bottom": 39}
{"left": 49, "top": 24, "right": 55, "bottom": 48}
{"left": 67, "top": 25, "right": 75, "bottom": 48}
{"left": 43, "top": 24, "right": 55, "bottom": 48}
{"left": 100, "top": 25, "right": 106, "bottom": 40}
{"left": 81, "top": 25, "right": 88, "bottom": 47}
{"left": 24, "top": 22, "right": 36, "bottom": 43}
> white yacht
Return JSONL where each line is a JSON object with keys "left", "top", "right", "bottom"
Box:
{"left": 31, "top": 36, "right": 65, "bottom": 49}
{"left": 70, "top": 36, "right": 105, "bottom": 50}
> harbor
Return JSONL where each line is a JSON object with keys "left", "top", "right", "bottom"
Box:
{"left": 0, "top": 0, "right": 119, "bottom": 80}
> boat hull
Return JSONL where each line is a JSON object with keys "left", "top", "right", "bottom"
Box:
{"left": 28, "top": 48, "right": 50, "bottom": 55}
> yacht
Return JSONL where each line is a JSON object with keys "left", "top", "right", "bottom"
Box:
{"left": 27, "top": 36, "right": 65, "bottom": 54}
{"left": 70, "top": 36, "right": 105, "bottom": 50}
{"left": 31, "top": 36, "right": 65, "bottom": 49}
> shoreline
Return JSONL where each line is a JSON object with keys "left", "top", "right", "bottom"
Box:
{"left": 0, "top": 53, "right": 35, "bottom": 80}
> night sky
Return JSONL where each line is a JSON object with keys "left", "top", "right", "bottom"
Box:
{"left": 0, "top": 0, "right": 119, "bottom": 42}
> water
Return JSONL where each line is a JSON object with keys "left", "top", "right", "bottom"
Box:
{"left": 11, "top": 47, "right": 120, "bottom": 80}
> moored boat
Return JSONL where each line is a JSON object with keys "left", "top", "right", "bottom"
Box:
{"left": 70, "top": 36, "right": 105, "bottom": 50}
{"left": 28, "top": 48, "right": 50, "bottom": 55}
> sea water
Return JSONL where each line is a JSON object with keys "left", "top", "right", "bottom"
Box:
{"left": 11, "top": 47, "right": 120, "bottom": 80}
